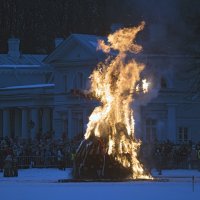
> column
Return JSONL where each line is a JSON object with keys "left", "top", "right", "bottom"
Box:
{"left": 21, "top": 108, "right": 28, "bottom": 139}
{"left": 50, "top": 108, "right": 53, "bottom": 131}
{"left": 0, "top": 110, "right": 3, "bottom": 137}
{"left": 53, "top": 109, "right": 63, "bottom": 139}
{"left": 3, "top": 109, "right": 10, "bottom": 137}
{"left": 30, "top": 108, "right": 39, "bottom": 139}
{"left": 167, "top": 104, "right": 176, "bottom": 142}
{"left": 14, "top": 109, "right": 21, "bottom": 138}
{"left": 42, "top": 108, "right": 51, "bottom": 134}
{"left": 62, "top": 114, "right": 67, "bottom": 139}
{"left": 68, "top": 109, "right": 72, "bottom": 139}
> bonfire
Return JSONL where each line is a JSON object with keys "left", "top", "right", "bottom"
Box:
{"left": 73, "top": 22, "right": 152, "bottom": 180}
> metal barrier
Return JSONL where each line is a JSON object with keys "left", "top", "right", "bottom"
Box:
{"left": 17, "top": 156, "right": 59, "bottom": 168}
{"left": 16, "top": 156, "right": 198, "bottom": 169}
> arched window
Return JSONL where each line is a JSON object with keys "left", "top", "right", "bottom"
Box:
{"left": 73, "top": 72, "right": 85, "bottom": 89}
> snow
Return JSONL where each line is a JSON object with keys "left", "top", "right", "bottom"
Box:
{"left": 0, "top": 54, "right": 46, "bottom": 65}
{"left": 0, "top": 168, "right": 72, "bottom": 183}
{"left": 152, "top": 169, "right": 200, "bottom": 177}
{"left": 0, "top": 65, "right": 41, "bottom": 68}
{"left": 89, "top": 41, "right": 98, "bottom": 48}
{"left": 0, "top": 83, "right": 55, "bottom": 90}
{"left": 1, "top": 168, "right": 200, "bottom": 200}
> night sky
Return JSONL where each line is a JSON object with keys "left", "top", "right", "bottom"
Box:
{"left": 0, "top": 0, "right": 200, "bottom": 54}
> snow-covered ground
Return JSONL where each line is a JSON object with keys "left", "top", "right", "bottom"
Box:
{"left": 1, "top": 168, "right": 200, "bottom": 200}
{"left": 152, "top": 168, "right": 200, "bottom": 177}
{"left": 0, "top": 168, "right": 72, "bottom": 183}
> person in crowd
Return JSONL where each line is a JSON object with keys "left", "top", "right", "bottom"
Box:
{"left": 12, "top": 156, "right": 18, "bottom": 177}
{"left": 57, "top": 149, "right": 64, "bottom": 170}
{"left": 4, "top": 154, "right": 13, "bottom": 177}
{"left": 154, "top": 146, "right": 163, "bottom": 175}
{"left": 0, "top": 147, "right": 5, "bottom": 172}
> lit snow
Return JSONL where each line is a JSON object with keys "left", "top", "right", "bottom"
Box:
{"left": 0, "top": 83, "right": 55, "bottom": 90}
{"left": 0, "top": 168, "right": 72, "bottom": 183}
{"left": 1, "top": 168, "right": 200, "bottom": 200}
{"left": 152, "top": 169, "right": 200, "bottom": 177}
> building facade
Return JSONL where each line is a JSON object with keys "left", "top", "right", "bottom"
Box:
{"left": 0, "top": 36, "right": 200, "bottom": 144}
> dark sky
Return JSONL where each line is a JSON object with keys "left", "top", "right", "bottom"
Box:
{"left": 0, "top": 0, "right": 199, "bottom": 54}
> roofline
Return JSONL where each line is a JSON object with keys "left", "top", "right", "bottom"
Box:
{"left": 43, "top": 33, "right": 105, "bottom": 64}
{"left": 139, "top": 54, "right": 200, "bottom": 58}
{"left": 0, "top": 84, "right": 55, "bottom": 91}
{"left": 0, "top": 65, "right": 41, "bottom": 68}
{"left": 43, "top": 35, "right": 73, "bottom": 63}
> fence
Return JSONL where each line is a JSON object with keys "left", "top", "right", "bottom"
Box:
{"left": 15, "top": 156, "right": 199, "bottom": 169}
{"left": 17, "top": 156, "right": 72, "bottom": 168}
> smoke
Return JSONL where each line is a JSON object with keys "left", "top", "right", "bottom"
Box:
{"left": 134, "top": 0, "right": 181, "bottom": 23}
{"left": 136, "top": 0, "right": 186, "bottom": 53}
{"left": 132, "top": 66, "right": 160, "bottom": 139}
{"left": 107, "top": 0, "right": 196, "bottom": 54}
{"left": 132, "top": 61, "right": 175, "bottom": 139}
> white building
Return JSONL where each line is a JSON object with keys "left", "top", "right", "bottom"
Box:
{"left": 0, "top": 35, "right": 200, "bottom": 144}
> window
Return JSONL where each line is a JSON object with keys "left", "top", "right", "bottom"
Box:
{"left": 72, "top": 112, "right": 84, "bottom": 136}
{"left": 178, "top": 127, "right": 189, "bottom": 143}
{"left": 63, "top": 75, "right": 67, "bottom": 92}
{"left": 73, "top": 72, "right": 85, "bottom": 89}
{"left": 0, "top": 110, "right": 3, "bottom": 137}
{"left": 45, "top": 73, "right": 51, "bottom": 83}
{"left": 161, "top": 77, "right": 167, "bottom": 89}
{"left": 146, "top": 118, "right": 157, "bottom": 143}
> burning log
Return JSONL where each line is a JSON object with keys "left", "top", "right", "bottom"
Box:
{"left": 70, "top": 89, "right": 98, "bottom": 100}
{"left": 73, "top": 123, "right": 134, "bottom": 179}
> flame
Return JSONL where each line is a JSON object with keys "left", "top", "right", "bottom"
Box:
{"left": 85, "top": 21, "right": 152, "bottom": 179}
{"left": 136, "top": 79, "right": 150, "bottom": 93}
{"left": 142, "top": 79, "right": 150, "bottom": 93}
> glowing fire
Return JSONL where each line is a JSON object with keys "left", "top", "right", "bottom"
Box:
{"left": 136, "top": 79, "right": 150, "bottom": 93}
{"left": 85, "top": 21, "right": 151, "bottom": 179}
{"left": 142, "top": 79, "right": 150, "bottom": 93}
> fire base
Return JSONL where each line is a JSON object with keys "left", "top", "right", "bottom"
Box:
{"left": 58, "top": 177, "right": 166, "bottom": 182}
{"left": 72, "top": 136, "right": 134, "bottom": 180}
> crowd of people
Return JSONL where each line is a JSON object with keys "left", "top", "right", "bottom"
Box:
{"left": 1, "top": 134, "right": 200, "bottom": 177}
{"left": 140, "top": 140, "right": 200, "bottom": 174}
{"left": 0, "top": 134, "right": 83, "bottom": 176}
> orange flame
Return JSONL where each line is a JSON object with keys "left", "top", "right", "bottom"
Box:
{"left": 85, "top": 21, "right": 152, "bottom": 179}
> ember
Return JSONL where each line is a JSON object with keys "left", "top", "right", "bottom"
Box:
{"left": 73, "top": 22, "right": 152, "bottom": 180}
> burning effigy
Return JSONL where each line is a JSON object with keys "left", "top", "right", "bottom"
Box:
{"left": 73, "top": 22, "right": 152, "bottom": 180}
